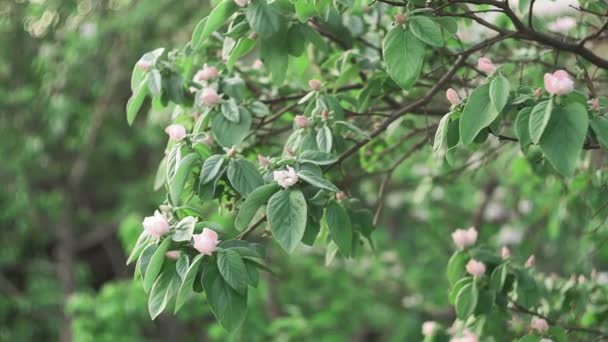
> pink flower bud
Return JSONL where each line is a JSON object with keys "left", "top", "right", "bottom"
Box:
{"left": 194, "top": 64, "right": 219, "bottom": 83}
{"left": 201, "top": 87, "right": 221, "bottom": 106}
{"left": 466, "top": 259, "right": 486, "bottom": 277}
{"left": 451, "top": 330, "right": 478, "bottom": 342}
{"left": 294, "top": 115, "right": 309, "bottom": 128}
{"left": 534, "top": 88, "right": 543, "bottom": 97}
{"left": 252, "top": 59, "right": 264, "bottom": 70}
{"left": 285, "top": 148, "right": 295, "bottom": 157}
{"left": 591, "top": 98, "right": 600, "bottom": 111}
{"left": 394, "top": 14, "right": 406, "bottom": 25}
{"left": 477, "top": 57, "right": 497, "bottom": 74}
{"left": 142, "top": 212, "right": 169, "bottom": 238}
{"left": 164, "top": 124, "right": 187, "bottom": 141}
{"left": 249, "top": 32, "right": 258, "bottom": 40}
{"left": 203, "top": 134, "right": 214, "bottom": 146}
{"left": 137, "top": 60, "right": 151, "bottom": 71}
{"left": 446, "top": 88, "right": 461, "bottom": 105}
{"left": 544, "top": 70, "right": 574, "bottom": 96}
{"left": 226, "top": 147, "right": 237, "bottom": 158}
{"left": 422, "top": 321, "right": 438, "bottom": 337}
{"left": 233, "top": 0, "right": 249, "bottom": 7}
{"left": 273, "top": 166, "right": 299, "bottom": 188}
{"left": 321, "top": 110, "right": 330, "bottom": 120}
{"left": 501, "top": 246, "right": 511, "bottom": 260}
{"left": 336, "top": 192, "right": 347, "bottom": 201}
{"left": 547, "top": 17, "right": 576, "bottom": 34}
{"left": 530, "top": 318, "right": 549, "bottom": 333}
{"left": 451, "top": 227, "right": 478, "bottom": 249}
{"left": 308, "top": 79, "right": 322, "bottom": 91}
{"left": 525, "top": 254, "right": 536, "bottom": 268}
{"left": 361, "top": 4, "right": 370, "bottom": 13}
{"left": 165, "top": 250, "right": 180, "bottom": 260}
{"left": 193, "top": 228, "right": 220, "bottom": 255}
{"left": 258, "top": 155, "right": 270, "bottom": 168}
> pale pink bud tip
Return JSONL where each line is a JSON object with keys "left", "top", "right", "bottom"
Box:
{"left": 233, "top": 0, "right": 249, "bottom": 6}
{"left": 446, "top": 88, "right": 461, "bottom": 105}
{"left": 294, "top": 115, "right": 309, "bottom": 128}
{"left": 422, "top": 321, "right": 438, "bottom": 337}
{"left": 201, "top": 87, "right": 221, "bottom": 106}
{"left": 362, "top": 4, "right": 370, "bottom": 13}
{"left": 394, "top": 14, "right": 406, "bottom": 25}
{"left": 591, "top": 98, "right": 600, "bottom": 111}
{"left": 530, "top": 318, "right": 549, "bottom": 333}
{"left": 258, "top": 155, "right": 270, "bottom": 168}
{"left": 336, "top": 192, "right": 347, "bottom": 201}
{"left": 534, "top": 88, "right": 542, "bottom": 97}
{"left": 544, "top": 70, "right": 574, "bottom": 96}
{"left": 252, "top": 59, "right": 264, "bottom": 70}
{"left": 308, "top": 79, "right": 322, "bottom": 91}
{"left": 226, "top": 147, "right": 237, "bottom": 158}
{"left": 165, "top": 251, "right": 180, "bottom": 260}
{"left": 501, "top": 246, "right": 511, "bottom": 260}
{"left": 451, "top": 227, "right": 478, "bottom": 249}
{"left": 273, "top": 166, "right": 299, "bottom": 188}
{"left": 142, "top": 212, "right": 169, "bottom": 238}
{"left": 525, "top": 254, "right": 536, "bottom": 268}
{"left": 194, "top": 64, "right": 219, "bottom": 83}
{"left": 137, "top": 61, "right": 151, "bottom": 71}
{"left": 193, "top": 228, "right": 220, "bottom": 255}
{"left": 466, "top": 259, "right": 486, "bottom": 277}
{"left": 321, "top": 110, "right": 330, "bottom": 120}
{"left": 477, "top": 57, "right": 497, "bottom": 74}
{"left": 451, "top": 330, "right": 478, "bottom": 342}
{"left": 164, "top": 124, "right": 187, "bottom": 141}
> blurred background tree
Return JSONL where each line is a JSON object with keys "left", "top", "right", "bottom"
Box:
{"left": 2, "top": 0, "right": 608, "bottom": 341}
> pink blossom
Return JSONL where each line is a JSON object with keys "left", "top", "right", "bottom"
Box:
{"left": 477, "top": 57, "right": 497, "bottom": 74}
{"left": 165, "top": 250, "right": 180, "bottom": 260}
{"left": 273, "top": 166, "right": 299, "bottom": 188}
{"left": 525, "top": 254, "right": 536, "bottom": 268}
{"left": 308, "top": 79, "right": 322, "bottom": 91}
{"left": 252, "top": 59, "right": 264, "bottom": 70}
{"left": 202, "top": 134, "right": 214, "bottom": 146}
{"left": 501, "top": 246, "right": 511, "bottom": 260}
{"left": 164, "top": 124, "right": 187, "bottom": 141}
{"left": 137, "top": 60, "right": 151, "bottom": 71}
{"left": 422, "top": 321, "right": 438, "bottom": 337}
{"left": 234, "top": 0, "right": 249, "bottom": 6}
{"left": 591, "top": 98, "right": 600, "bottom": 111}
{"left": 142, "top": 211, "right": 169, "bottom": 238}
{"left": 450, "top": 330, "right": 478, "bottom": 342}
{"left": 201, "top": 87, "right": 221, "bottom": 106}
{"left": 394, "top": 14, "right": 406, "bottom": 25}
{"left": 192, "top": 228, "right": 220, "bottom": 255}
{"left": 294, "top": 115, "right": 309, "bottom": 128}
{"left": 530, "top": 318, "right": 549, "bottom": 333}
{"left": 466, "top": 259, "right": 486, "bottom": 277}
{"left": 226, "top": 147, "right": 237, "bottom": 158}
{"left": 446, "top": 88, "right": 461, "bottom": 105}
{"left": 544, "top": 70, "right": 574, "bottom": 96}
{"left": 321, "top": 110, "right": 330, "bottom": 120}
{"left": 193, "top": 64, "right": 219, "bottom": 83}
{"left": 451, "top": 227, "right": 478, "bottom": 249}
{"left": 336, "top": 192, "right": 347, "bottom": 201}
{"left": 258, "top": 155, "right": 270, "bottom": 168}
{"left": 534, "top": 88, "right": 543, "bottom": 97}
{"left": 548, "top": 17, "right": 576, "bottom": 34}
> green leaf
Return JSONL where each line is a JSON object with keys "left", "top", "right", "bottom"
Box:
{"left": 382, "top": 26, "right": 425, "bottom": 90}
{"left": 170, "top": 153, "right": 199, "bottom": 206}
{"left": 409, "top": 16, "right": 444, "bottom": 47}
{"left": 212, "top": 107, "right": 252, "bottom": 147}
{"left": 490, "top": 263, "right": 508, "bottom": 292}
{"left": 227, "top": 158, "right": 264, "bottom": 197}
{"left": 249, "top": 101, "right": 270, "bottom": 117}
{"left": 192, "top": 1, "right": 239, "bottom": 49}
{"left": 260, "top": 33, "right": 288, "bottom": 84}
{"left": 246, "top": 2, "right": 285, "bottom": 39}
{"left": 433, "top": 112, "right": 452, "bottom": 157}
{"left": 316, "top": 125, "right": 333, "bottom": 153}
{"left": 449, "top": 277, "right": 472, "bottom": 305}
{"left": 148, "top": 270, "right": 180, "bottom": 319}
{"left": 227, "top": 38, "right": 256, "bottom": 70}
{"left": 200, "top": 154, "right": 225, "bottom": 185}
{"left": 324, "top": 201, "right": 352, "bottom": 256}
{"left": 235, "top": 183, "right": 279, "bottom": 231}
{"left": 137, "top": 243, "right": 157, "bottom": 281}
{"left": 147, "top": 69, "right": 163, "bottom": 96}
{"left": 221, "top": 98, "right": 241, "bottom": 123}
{"left": 172, "top": 216, "right": 197, "bottom": 242}
{"left": 202, "top": 261, "right": 248, "bottom": 332}
{"left": 447, "top": 250, "right": 467, "bottom": 286}
{"left": 144, "top": 238, "right": 172, "bottom": 293}
{"left": 297, "top": 170, "right": 339, "bottom": 193}
{"left": 299, "top": 150, "right": 338, "bottom": 165}
{"left": 217, "top": 249, "right": 249, "bottom": 294}
{"left": 514, "top": 107, "right": 533, "bottom": 147}
{"left": 455, "top": 282, "right": 478, "bottom": 320}
{"left": 267, "top": 189, "right": 308, "bottom": 253}
{"left": 175, "top": 254, "right": 204, "bottom": 313}
{"left": 459, "top": 83, "right": 499, "bottom": 145}
{"left": 590, "top": 116, "right": 608, "bottom": 149}
{"left": 334, "top": 120, "right": 370, "bottom": 139}
{"left": 489, "top": 75, "right": 510, "bottom": 113}
{"left": 294, "top": 0, "right": 317, "bottom": 22}
{"left": 126, "top": 232, "right": 151, "bottom": 265}
{"left": 539, "top": 102, "right": 589, "bottom": 177}
{"left": 126, "top": 80, "right": 148, "bottom": 126}
{"left": 529, "top": 99, "right": 553, "bottom": 144}
{"left": 176, "top": 254, "right": 189, "bottom": 280}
